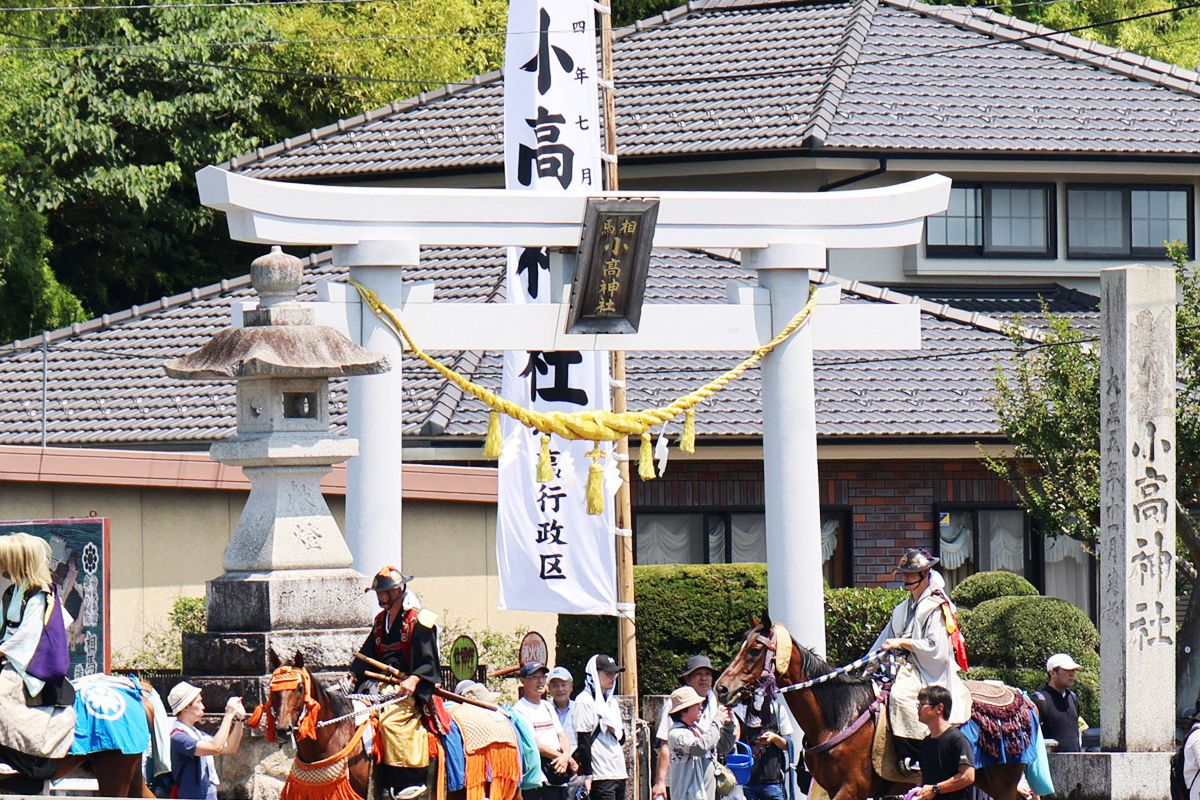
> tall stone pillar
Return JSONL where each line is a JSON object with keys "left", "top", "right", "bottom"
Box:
{"left": 336, "top": 241, "right": 417, "bottom": 576}
{"left": 1099, "top": 264, "right": 1177, "bottom": 752}
{"left": 747, "top": 244, "right": 827, "bottom": 656}
{"left": 1052, "top": 264, "right": 1176, "bottom": 800}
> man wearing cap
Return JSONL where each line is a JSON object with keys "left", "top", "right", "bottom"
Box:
{"left": 351, "top": 566, "right": 443, "bottom": 800}
{"left": 548, "top": 667, "right": 577, "bottom": 754}
{"left": 1031, "top": 653, "right": 1084, "bottom": 752}
{"left": 513, "top": 662, "right": 576, "bottom": 800}
{"left": 574, "top": 654, "right": 627, "bottom": 800}
{"left": 167, "top": 681, "right": 245, "bottom": 799}
{"left": 652, "top": 655, "right": 729, "bottom": 800}
{"left": 872, "top": 548, "right": 972, "bottom": 773}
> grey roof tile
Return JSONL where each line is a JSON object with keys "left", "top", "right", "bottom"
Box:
{"left": 0, "top": 248, "right": 1096, "bottom": 446}
{"left": 224, "top": 0, "right": 1200, "bottom": 180}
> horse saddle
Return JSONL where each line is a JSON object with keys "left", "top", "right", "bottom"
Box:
{"left": 870, "top": 690, "right": 916, "bottom": 786}
{"left": 963, "top": 680, "right": 1034, "bottom": 761}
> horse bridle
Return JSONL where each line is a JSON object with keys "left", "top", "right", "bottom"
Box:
{"left": 247, "top": 666, "right": 320, "bottom": 743}
{"left": 726, "top": 626, "right": 778, "bottom": 707}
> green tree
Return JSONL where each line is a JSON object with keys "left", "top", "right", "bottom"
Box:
{"left": 4, "top": 4, "right": 296, "bottom": 312}
{"left": 982, "top": 240, "right": 1200, "bottom": 719}
{"left": 268, "top": 0, "right": 506, "bottom": 118}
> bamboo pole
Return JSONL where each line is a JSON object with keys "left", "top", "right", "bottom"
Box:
{"left": 597, "top": 0, "right": 638, "bottom": 703}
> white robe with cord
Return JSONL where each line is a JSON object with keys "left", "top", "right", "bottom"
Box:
{"left": 870, "top": 572, "right": 972, "bottom": 738}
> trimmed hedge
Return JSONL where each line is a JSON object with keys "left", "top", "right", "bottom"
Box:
{"left": 555, "top": 564, "right": 905, "bottom": 695}
{"left": 964, "top": 595, "right": 1099, "bottom": 669}
{"left": 950, "top": 571, "right": 1039, "bottom": 609}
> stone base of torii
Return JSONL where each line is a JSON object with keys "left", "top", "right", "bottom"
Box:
{"left": 197, "top": 167, "right": 948, "bottom": 657}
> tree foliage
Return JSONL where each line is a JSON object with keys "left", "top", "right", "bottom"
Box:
{"left": 983, "top": 242, "right": 1200, "bottom": 712}
{"left": 0, "top": 0, "right": 507, "bottom": 326}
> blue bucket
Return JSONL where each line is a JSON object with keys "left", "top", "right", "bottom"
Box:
{"left": 726, "top": 741, "right": 754, "bottom": 785}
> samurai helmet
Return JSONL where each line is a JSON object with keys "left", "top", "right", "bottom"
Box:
{"left": 896, "top": 548, "right": 939, "bottom": 574}
{"left": 366, "top": 566, "right": 412, "bottom": 593}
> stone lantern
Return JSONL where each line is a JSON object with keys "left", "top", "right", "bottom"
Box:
{"left": 164, "top": 246, "right": 389, "bottom": 680}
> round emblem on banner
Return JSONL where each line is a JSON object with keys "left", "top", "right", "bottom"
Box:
{"left": 519, "top": 631, "right": 548, "bottom": 666}
{"left": 448, "top": 635, "right": 479, "bottom": 682}
{"left": 81, "top": 684, "right": 127, "bottom": 721}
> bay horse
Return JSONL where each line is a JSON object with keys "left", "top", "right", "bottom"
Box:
{"left": 0, "top": 679, "right": 157, "bottom": 797}
{"left": 262, "top": 650, "right": 374, "bottom": 800}
{"left": 715, "top": 617, "right": 1026, "bottom": 800}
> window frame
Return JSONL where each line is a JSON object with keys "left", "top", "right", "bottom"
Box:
{"left": 631, "top": 506, "right": 854, "bottom": 586}
{"left": 933, "top": 504, "right": 1097, "bottom": 622}
{"left": 925, "top": 182, "right": 1057, "bottom": 259}
{"left": 1065, "top": 183, "right": 1195, "bottom": 260}
{"left": 932, "top": 504, "right": 1034, "bottom": 584}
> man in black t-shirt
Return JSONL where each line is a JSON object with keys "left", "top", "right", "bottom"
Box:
{"left": 1031, "top": 652, "right": 1083, "bottom": 752}
{"left": 914, "top": 685, "right": 975, "bottom": 800}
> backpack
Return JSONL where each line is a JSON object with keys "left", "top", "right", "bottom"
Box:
{"left": 1171, "top": 727, "right": 1200, "bottom": 800}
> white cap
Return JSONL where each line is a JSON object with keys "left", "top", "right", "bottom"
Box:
{"left": 168, "top": 681, "right": 203, "bottom": 715}
{"left": 548, "top": 666, "right": 573, "bottom": 684}
{"left": 1046, "top": 653, "right": 1083, "bottom": 672}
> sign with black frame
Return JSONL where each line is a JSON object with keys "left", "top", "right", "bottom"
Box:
{"left": 566, "top": 198, "right": 659, "bottom": 334}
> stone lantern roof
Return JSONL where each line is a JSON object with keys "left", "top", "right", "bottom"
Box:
{"left": 164, "top": 246, "right": 388, "bottom": 381}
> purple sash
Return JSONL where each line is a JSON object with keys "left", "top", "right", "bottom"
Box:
{"left": 25, "top": 588, "right": 69, "bottom": 686}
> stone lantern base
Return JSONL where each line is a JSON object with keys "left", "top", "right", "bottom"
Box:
{"left": 175, "top": 569, "right": 377, "bottom": 799}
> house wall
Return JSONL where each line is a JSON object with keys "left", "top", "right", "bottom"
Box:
{"left": 0, "top": 482, "right": 551, "bottom": 662}
{"left": 368, "top": 156, "right": 1200, "bottom": 296}
{"left": 634, "top": 456, "right": 1017, "bottom": 586}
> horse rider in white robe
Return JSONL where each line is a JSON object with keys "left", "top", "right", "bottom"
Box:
{"left": 871, "top": 548, "right": 972, "bottom": 773}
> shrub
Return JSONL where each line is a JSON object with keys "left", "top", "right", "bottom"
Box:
{"left": 557, "top": 564, "right": 905, "bottom": 694}
{"left": 824, "top": 587, "right": 906, "bottom": 665}
{"left": 950, "top": 571, "right": 1038, "bottom": 609}
{"left": 964, "top": 595, "right": 1099, "bottom": 669}
{"left": 113, "top": 595, "right": 206, "bottom": 671}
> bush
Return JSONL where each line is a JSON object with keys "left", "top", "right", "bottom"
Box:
{"left": 966, "top": 662, "right": 1100, "bottom": 728}
{"left": 964, "top": 595, "right": 1099, "bottom": 669}
{"left": 113, "top": 595, "right": 206, "bottom": 671}
{"left": 557, "top": 564, "right": 905, "bottom": 694}
{"left": 824, "top": 587, "right": 906, "bottom": 665}
{"left": 950, "top": 571, "right": 1038, "bottom": 609}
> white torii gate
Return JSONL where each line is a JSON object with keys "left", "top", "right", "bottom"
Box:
{"left": 197, "top": 166, "right": 951, "bottom": 654}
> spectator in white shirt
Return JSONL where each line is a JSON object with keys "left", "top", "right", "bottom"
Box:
{"left": 548, "top": 666, "right": 577, "bottom": 754}
{"left": 575, "top": 655, "right": 628, "bottom": 800}
{"left": 513, "top": 662, "right": 575, "bottom": 800}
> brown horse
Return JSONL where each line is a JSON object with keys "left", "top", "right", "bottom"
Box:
{"left": 0, "top": 679, "right": 157, "bottom": 797}
{"left": 265, "top": 651, "right": 374, "bottom": 800}
{"left": 715, "top": 617, "right": 1026, "bottom": 800}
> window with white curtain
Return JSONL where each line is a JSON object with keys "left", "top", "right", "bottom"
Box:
{"left": 926, "top": 183, "right": 1054, "bottom": 257}
{"left": 935, "top": 507, "right": 1095, "bottom": 620}
{"left": 1043, "top": 536, "right": 1095, "bottom": 618}
{"left": 634, "top": 511, "right": 852, "bottom": 585}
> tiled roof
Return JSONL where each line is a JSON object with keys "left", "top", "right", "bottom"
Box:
{"left": 0, "top": 247, "right": 1097, "bottom": 447}
{"left": 225, "top": 0, "right": 1200, "bottom": 180}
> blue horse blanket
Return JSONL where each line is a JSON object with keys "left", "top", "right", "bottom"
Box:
{"left": 70, "top": 675, "right": 150, "bottom": 756}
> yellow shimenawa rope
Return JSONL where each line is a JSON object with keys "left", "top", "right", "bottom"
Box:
{"left": 349, "top": 279, "right": 817, "bottom": 442}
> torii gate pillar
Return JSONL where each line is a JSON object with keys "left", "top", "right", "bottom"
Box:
{"left": 749, "top": 244, "right": 828, "bottom": 655}
{"left": 333, "top": 241, "right": 417, "bottom": 575}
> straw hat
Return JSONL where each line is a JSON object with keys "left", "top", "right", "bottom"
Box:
{"left": 168, "top": 682, "right": 202, "bottom": 716}
{"left": 669, "top": 685, "right": 705, "bottom": 715}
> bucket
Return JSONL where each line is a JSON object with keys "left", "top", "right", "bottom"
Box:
{"left": 726, "top": 741, "right": 754, "bottom": 785}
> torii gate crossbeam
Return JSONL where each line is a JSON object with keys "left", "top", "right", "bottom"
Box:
{"left": 198, "top": 166, "right": 951, "bottom": 655}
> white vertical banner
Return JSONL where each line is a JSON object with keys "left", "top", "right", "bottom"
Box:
{"left": 496, "top": 0, "right": 617, "bottom": 614}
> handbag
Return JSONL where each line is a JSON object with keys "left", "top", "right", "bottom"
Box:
{"left": 714, "top": 761, "right": 737, "bottom": 799}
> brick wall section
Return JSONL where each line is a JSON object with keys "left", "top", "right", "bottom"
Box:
{"left": 634, "top": 458, "right": 1016, "bottom": 588}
